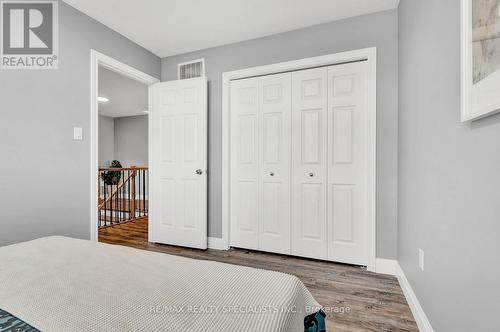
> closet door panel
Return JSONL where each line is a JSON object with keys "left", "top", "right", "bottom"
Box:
{"left": 259, "top": 73, "right": 291, "bottom": 254}
{"left": 327, "top": 61, "right": 368, "bottom": 265}
{"left": 291, "top": 68, "right": 328, "bottom": 260}
{"left": 230, "top": 78, "right": 260, "bottom": 250}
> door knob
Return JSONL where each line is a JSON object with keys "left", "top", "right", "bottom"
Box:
{"left": 309, "top": 173, "right": 314, "bottom": 177}
{"left": 270, "top": 172, "right": 275, "bottom": 177}
{"left": 195, "top": 169, "right": 203, "bottom": 175}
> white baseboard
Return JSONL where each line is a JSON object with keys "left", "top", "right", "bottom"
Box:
{"left": 375, "top": 258, "right": 398, "bottom": 275}
{"left": 395, "top": 262, "right": 434, "bottom": 332}
{"left": 208, "top": 237, "right": 230, "bottom": 250}
{"left": 375, "top": 259, "right": 434, "bottom": 332}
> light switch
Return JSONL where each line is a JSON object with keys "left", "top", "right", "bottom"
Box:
{"left": 419, "top": 249, "right": 425, "bottom": 271}
{"left": 73, "top": 127, "right": 83, "bottom": 140}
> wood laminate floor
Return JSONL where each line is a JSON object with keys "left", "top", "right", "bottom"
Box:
{"left": 99, "top": 219, "right": 418, "bottom": 332}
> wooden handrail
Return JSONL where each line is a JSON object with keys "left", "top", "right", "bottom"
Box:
{"left": 98, "top": 171, "right": 136, "bottom": 210}
{"left": 99, "top": 166, "right": 148, "bottom": 171}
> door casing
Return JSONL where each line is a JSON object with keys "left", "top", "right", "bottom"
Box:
{"left": 90, "top": 50, "right": 160, "bottom": 242}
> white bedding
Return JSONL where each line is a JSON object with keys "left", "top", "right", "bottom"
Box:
{"left": 0, "top": 237, "right": 321, "bottom": 332}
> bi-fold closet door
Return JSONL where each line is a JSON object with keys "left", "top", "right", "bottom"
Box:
{"left": 230, "top": 73, "right": 292, "bottom": 255}
{"left": 230, "top": 61, "right": 368, "bottom": 266}
{"left": 290, "top": 67, "right": 328, "bottom": 260}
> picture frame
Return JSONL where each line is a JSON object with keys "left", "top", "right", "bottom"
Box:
{"left": 461, "top": 0, "right": 500, "bottom": 122}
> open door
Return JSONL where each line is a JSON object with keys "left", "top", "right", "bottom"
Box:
{"left": 150, "top": 77, "right": 207, "bottom": 249}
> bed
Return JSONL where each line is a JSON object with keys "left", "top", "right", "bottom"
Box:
{"left": 0, "top": 237, "right": 325, "bottom": 332}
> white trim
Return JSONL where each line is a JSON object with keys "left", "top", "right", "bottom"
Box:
{"left": 147, "top": 85, "right": 155, "bottom": 243}
{"left": 395, "top": 263, "right": 435, "bottom": 332}
{"left": 375, "top": 258, "right": 398, "bottom": 275}
{"left": 460, "top": 0, "right": 472, "bottom": 122}
{"left": 375, "top": 260, "right": 435, "bottom": 331}
{"left": 208, "top": 237, "right": 230, "bottom": 250}
{"left": 221, "top": 47, "right": 377, "bottom": 271}
{"left": 367, "top": 49, "right": 377, "bottom": 272}
{"left": 460, "top": 0, "right": 500, "bottom": 122}
{"left": 90, "top": 50, "right": 159, "bottom": 242}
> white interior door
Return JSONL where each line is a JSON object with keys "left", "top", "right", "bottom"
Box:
{"left": 291, "top": 67, "right": 328, "bottom": 260}
{"left": 327, "top": 61, "right": 368, "bottom": 265}
{"left": 230, "top": 73, "right": 292, "bottom": 254}
{"left": 151, "top": 77, "right": 207, "bottom": 249}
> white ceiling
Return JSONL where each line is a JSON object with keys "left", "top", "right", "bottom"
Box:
{"left": 98, "top": 67, "right": 148, "bottom": 118}
{"left": 63, "top": 0, "right": 399, "bottom": 57}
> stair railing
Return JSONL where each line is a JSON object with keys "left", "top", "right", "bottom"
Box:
{"left": 98, "top": 166, "right": 148, "bottom": 228}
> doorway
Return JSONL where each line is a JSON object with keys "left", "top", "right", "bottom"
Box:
{"left": 90, "top": 50, "right": 159, "bottom": 242}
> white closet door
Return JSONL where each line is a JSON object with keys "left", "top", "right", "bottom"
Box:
{"left": 327, "top": 61, "right": 368, "bottom": 265}
{"left": 291, "top": 67, "right": 328, "bottom": 260}
{"left": 259, "top": 73, "right": 291, "bottom": 254}
{"left": 230, "top": 74, "right": 291, "bottom": 253}
{"left": 230, "top": 77, "right": 260, "bottom": 250}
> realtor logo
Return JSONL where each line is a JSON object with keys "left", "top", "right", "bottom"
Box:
{"left": 1, "top": 0, "right": 58, "bottom": 69}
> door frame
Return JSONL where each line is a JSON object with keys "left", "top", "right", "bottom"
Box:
{"left": 221, "top": 47, "right": 377, "bottom": 271}
{"left": 90, "top": 50, "right": 160, "bottom": 242}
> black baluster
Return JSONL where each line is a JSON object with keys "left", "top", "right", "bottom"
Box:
{"left": 127, "top": 170, "right": 130, "bottom": 220}
{"left": 142, "top": 169, "right": 146, "bottom": 217}
{"left": 99, "top": 185, "right": 101, "bottom": 228}
{"left": 117, "top": 177, "right": 119, "bottom": 223}
{"left": 138, "top": 170, "right": 141, "bottom": 216}
{"left": 120, "top": 171, "right": 122, "bottom": 223}
{"left": 103, "top": 179, "right": 107, "bottom": 227}
{"left": 119, "top": 170, "right": 122, "bottom": 223}
{"left": 110, "top": 179, "right": 113, "bottom": 225}
{"left": 119, "top": 171, "right": 122, "bottom": 223}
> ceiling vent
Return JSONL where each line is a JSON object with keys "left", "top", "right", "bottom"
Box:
{"left": 178, "top": 59, "right": 205, "bottom": 80}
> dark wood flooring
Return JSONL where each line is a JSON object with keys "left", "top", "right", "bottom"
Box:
{"left": 99, "top": 219, "right": 418, "bottom": 332}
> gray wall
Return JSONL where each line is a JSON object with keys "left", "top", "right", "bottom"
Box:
{"left": 162, "top": 10, "right": 399, "bottom": 258}
{"left": 0, "top": 1, "right": 160, "bottom": 246}
{"left": 398, "top": 0, "right": 500, "bottom": 330}
{"left": 98, "top": 115, "right": 115, "bottom": 166}
{"left": 114, "top": 115, "right": 149, "bottom": 167}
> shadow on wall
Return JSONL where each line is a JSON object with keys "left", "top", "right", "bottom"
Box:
{"left": 470, "top": 110, "right": 500, "bottom": 130}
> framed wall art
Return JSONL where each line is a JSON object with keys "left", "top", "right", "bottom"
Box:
{"left": 461, "top": 0, "right": 500, "bottom": 121}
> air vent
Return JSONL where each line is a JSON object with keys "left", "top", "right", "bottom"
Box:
{"left": 178, "top": 59, "right": 205, "bottom": 80}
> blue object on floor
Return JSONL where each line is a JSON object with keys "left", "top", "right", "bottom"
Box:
{"left": 304, "top": 310, "right": 326, "bottom": 332}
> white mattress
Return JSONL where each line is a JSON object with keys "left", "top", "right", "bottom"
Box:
{"left": 0, "top": 237, "right": 321, "bottom": 332}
